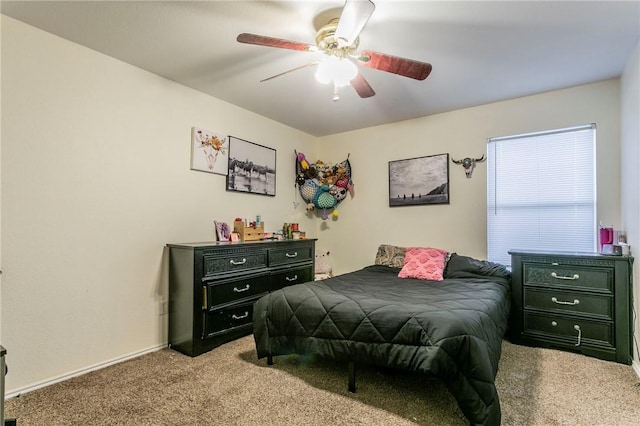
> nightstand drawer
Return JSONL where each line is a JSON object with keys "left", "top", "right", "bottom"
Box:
{"left": 523, "top": 264, "right": 612, "bottom": 292}
{"left": 269, "top": 243, "right": 314, "bottom": 266}
{"left": 523, "top": 287, "right": 612, "bottom": 320}
{"left": 203, "top": 249, "right": 268, "bottom": 277}
{"left": 204, "top": 300, "right": 255, "bottom": 338}
{"left": 270, "top": 265, "right": 313, "bottom": 291}
{"left": 523, "top": 312, "right": 614, "bottom": 348}
{"left": 204, "top": 273, "right": 270, "bottom": 308}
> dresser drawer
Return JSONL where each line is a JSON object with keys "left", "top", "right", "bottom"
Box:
{"left": 271, "top": 265, "right": 314, "bottom": 291}
{"left": 524, "top": 287, "right": 612, "bottom": 320}
{"left": 203, "top": 273, "right": 270, "bottom": 308}
{"left": 269, "top": 243, "right": 314, "bottom": 266}
{"left": 523, "top": 264, "right": 612, "bottom": 292}
{"left": 203, "top": 300, "right": 255, "bottom": 338}
{"left": 523, "top": 312, "right": 614, "bottom": 348}
{"left": 203, "top": 249, "right": 267, "bottom": 277}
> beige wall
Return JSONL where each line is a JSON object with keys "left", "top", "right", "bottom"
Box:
{"left": 317, "top": 80, "right": 622, "bottom": 276}
{"left": 0, "top": 16, "right": 316, "bottom": 394}
{"left": 621, "top": 40, "right": 639, "bottom": 369}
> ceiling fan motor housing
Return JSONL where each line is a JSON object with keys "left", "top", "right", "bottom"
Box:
{"left": 315, "top": 18, "right": 359, "bottom": 58}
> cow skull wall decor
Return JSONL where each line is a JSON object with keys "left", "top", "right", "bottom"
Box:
{"left": 451, "top": 155, "right": 486, "bottom": 178}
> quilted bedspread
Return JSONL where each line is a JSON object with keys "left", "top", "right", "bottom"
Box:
{"left": 253, "top": 255, "right": 511, "bottom": 426}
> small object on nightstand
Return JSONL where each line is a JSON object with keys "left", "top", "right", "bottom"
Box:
{"left": 600, "top": 244, "right": 622, "bottom": 256}
{"left": 619, "top": 243, "right": 631, "bottom": 255}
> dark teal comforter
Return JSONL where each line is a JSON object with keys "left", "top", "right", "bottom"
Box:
{"left": 253, "top": 254, "right": 511, "bottom": 426}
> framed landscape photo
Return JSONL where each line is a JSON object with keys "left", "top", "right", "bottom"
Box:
{"left": 389, "top": 153, "right": 449, "bottom": 207}
{"left": 190, "top": 127, "right": 229, "bottom": 175}
{"left": 226, "top": 136, "right": 277, "bottom": 196}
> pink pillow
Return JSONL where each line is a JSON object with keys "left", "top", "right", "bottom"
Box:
{"left": 398, "top": 247, "right": 448, "bottom": 281}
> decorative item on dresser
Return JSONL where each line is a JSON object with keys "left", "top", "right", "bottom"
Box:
{"left": 167, "top": 239, "right": 315, "bottom": 357}
{"left": 509, "top": 250, "right": 633, "bottom": 364}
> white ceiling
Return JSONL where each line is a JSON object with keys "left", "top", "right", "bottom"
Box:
{"left": 2, "top": 1, "right": 639, "bottom": 137}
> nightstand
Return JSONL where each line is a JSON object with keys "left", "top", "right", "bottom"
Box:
{"left": 509, "top": 250, "right": 633, "bottom": 364}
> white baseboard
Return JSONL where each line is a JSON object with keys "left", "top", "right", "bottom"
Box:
{"left": 4, "top": 344, "right": 166, "bottom": 400}
{"left": 633, "top": 359, "right": 640, "bottom": 379}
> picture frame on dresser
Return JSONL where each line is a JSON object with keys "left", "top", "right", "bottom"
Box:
{"left": 226, "top": 136, "right": 276, "bottom": 196}
{"left": 214, "top": 220, "right": 231, "bottom": 242}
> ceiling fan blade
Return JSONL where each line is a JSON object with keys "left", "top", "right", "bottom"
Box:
{"left": 357, "top": 50, "right": 432, "bottom": 80}
{"left": 335, "top": 0, "right": 376, "bottom": 48}
{"left": 260, "top": 62, "right": 319, "bottom": 82}
{"left": 351, "top": 72, "right": 375, "bottom": 98}
{"left": 237, "top": 33, "right": 317, "bottom": 52}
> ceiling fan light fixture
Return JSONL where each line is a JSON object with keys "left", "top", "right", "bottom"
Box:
{"left": 315, "top": 55, "right": 358, "bottom": 86}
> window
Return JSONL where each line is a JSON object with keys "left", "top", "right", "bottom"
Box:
{"left": 487, "top": 124, "right": 596, "bottom": 265}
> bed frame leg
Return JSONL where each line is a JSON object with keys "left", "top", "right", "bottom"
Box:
{"left": 348, "top": 361, "right": 356, "bottom": 393}
{"left": 267, "top": 355, "right": 273, "bottom": 365}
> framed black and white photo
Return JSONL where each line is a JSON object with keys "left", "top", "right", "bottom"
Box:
{"left": 226, "top": 136, "right": 276, "bottom": 196}
{"left": 388, "top": 153, "right": 449, "bottom": 206}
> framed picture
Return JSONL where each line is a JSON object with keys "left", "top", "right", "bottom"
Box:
{"left": 214, "top": 220, "right": 231, "bottom": 241}
{"left": 190, "top": 127, "right": 229, "bottom": 175}
{"left": 388, "top": 153, "right": 449, "bottom": 206}
{"left": 226, "top": 136, "right": 276, "bottom": 196}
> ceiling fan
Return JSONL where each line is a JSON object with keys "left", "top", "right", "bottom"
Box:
{"left": 237, "top": 0, "right": 432, "bottom": 101}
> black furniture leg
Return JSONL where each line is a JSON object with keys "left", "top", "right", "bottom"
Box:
{"left": 267, "top": 355, "right": 273, "bottom": 365}
{"left": 1, "top": 345, "right": 17, "bottom": 425}
{"left": 348, "top": 361, "right": 356, "bottom": 393}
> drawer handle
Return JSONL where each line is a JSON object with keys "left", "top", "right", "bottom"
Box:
{"left": 551, "top": 297, "right": 580, "bottom": 306}
{"left": 232, "top": 311, "right": 249, "bottom": 320}
{"left": 551, "top": 272, "right": 579, "bottom": 280}
{"left": 286, "top": 275, "right": 298, "bottom": 282}
{"left": 551, "top": 322, "right": 582, "bottom": 346}
{"left": 574, "top": 324, "right": 582, "bottom": 346}
{"left": 233, "top": 284, "right": 250, "bottom": 293}
{"left": 202, "top": 286, "right": 208, "bottom": 310}
{"left": 285, "top": 252, "right": 298, "bottom": 258}
{"left": 230, "top": 258, "right": 247, "bottom": 265}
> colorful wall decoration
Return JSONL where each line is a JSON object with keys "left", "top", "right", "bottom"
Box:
{"left": 295, "top": 151, "right": 354, "bottom": 220}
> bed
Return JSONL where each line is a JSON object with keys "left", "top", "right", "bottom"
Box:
{"left": 253, "top": 246, "right": 511, "bottom": 426}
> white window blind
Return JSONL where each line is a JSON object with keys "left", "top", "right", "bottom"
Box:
{"left": 487, "top": 124, "right": 596, "bottom": 265}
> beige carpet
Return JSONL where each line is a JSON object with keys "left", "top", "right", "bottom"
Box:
{"left": 5, "top": 336, "right": 640, "bottom": 425}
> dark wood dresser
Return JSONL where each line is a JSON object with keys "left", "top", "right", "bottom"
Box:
{"left": 509, "top": 250, "right": 633, "bottom": 364}
{"left": 167, "top": 239, "right": 315, "bottom": 357}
